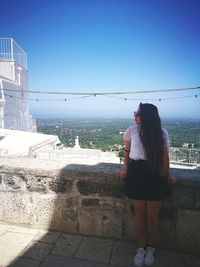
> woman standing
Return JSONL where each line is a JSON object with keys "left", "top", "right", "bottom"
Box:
{"left": 118, "top": 103, "right": 175, "bottom": 267}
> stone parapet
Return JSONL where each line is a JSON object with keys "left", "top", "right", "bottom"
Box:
{"left": 0, "top": 157, "right": 200, "bottom": 254}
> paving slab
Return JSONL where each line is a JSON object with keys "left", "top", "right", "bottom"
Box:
{"left": 52, "top": 233, "right": 83, "bottom": 257}
{"left": 1, "top": 222, "right": 200, "bottom": 267}
{"left": 0, "top": 232, "right": 34, "bottom": 267}
{"left": 75, "top": 236, "right": 114, "bottom": 264}
{"left": 111, "top": 241, "right": 136, "bottom": 266}
{"left": 8, "top": 225, "right": 39, "bottom": 235}
{"left": 0, "top": 223, "right": 11, "bottom": 235}
{"left": 33, "top": 230, "right": 61, "bottom": 243}
{"left": 183, "top": 253, "right": 200, "bottom": 267}
{"left": 41, "top": 255, "right": 112, "bottom": 267}
{"left": 19, "top": 241, "right": 53, "bottom": 261}
{"left": 153, "top": 249, "right": 184, "bottom": 267}
{"left": 9, "top": 257, "right": 40, "bottom": 267}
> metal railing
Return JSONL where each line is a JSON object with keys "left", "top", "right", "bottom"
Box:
{"left": 0, "top": 38, "right": 27, "bottom": 70}
{"left": 169, "top": 147, "right": 200, "bottom": 166}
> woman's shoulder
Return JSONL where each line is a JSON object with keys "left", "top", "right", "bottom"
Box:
{"left": 124, "top": 125, "right": 138, "bottom": 140}
{"left": 125, "top": 125, "right": 138, "bottom": 132}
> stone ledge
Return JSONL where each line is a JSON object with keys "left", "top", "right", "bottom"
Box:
{"left": 0, "top": 156, "right": 200, "bottom": 254}
{"left": 0, "top": 156, "right": 199, "bottom": 184}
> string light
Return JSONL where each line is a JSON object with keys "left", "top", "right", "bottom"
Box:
{"left": 3, "top": 92, "right": 200, "bottom": 102}
{"left": 3, "top": 93, "right": 93, "bottom": 102}
{"left": 102, "top": 93, "right": 200, "bottom": 102}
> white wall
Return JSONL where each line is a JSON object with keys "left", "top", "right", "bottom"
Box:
{"left": 0, "top": 61, "right": 15, "bottom": 81}
{"left": 0, "top": 61, "right": 37, "bottom": 132}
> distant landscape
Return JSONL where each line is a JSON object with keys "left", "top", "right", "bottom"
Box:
{"left": 36, "top": 117, "right": 200, "bottom": 164}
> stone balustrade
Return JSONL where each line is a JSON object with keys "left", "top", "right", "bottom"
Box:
{"left": 0, "top": 157, "right": 200, "bottom": 255}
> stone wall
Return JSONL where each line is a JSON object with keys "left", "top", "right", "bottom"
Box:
{"left": 0, "top": 157, "right": 200, "bottom": 254}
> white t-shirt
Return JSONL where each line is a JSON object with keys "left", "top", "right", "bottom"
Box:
{"left": 123, "top": 125, "right": 170, "bottom": 160}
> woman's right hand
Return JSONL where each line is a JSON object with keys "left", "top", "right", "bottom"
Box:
{"left": 168, "top": 175, "right": 176, "bottom": 184}
{"left": 117, "top": 169, "right": 127, "bottom": 181}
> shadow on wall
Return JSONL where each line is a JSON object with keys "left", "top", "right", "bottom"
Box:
{"left": 7, "top": 162, "right": 126, "bottom": 267}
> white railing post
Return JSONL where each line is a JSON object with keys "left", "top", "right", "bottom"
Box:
{"left": 10, "top": 38, "right": 14, "bottom": 61}
{"left": 0, "top": 80, "right": 5, "bottom": 129}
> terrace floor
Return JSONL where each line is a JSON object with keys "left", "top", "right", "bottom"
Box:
{"left": 0, "top": 221, "right": 199, "bottom": 267}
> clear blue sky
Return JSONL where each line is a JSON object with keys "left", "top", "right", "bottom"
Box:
{"left": 1, "top": 0, "right": 200, "bottom": 118}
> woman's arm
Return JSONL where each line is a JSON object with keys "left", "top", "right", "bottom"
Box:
{"left": 117, "top": 140, "right": 131, "bottom": 180}
{"left": 124, "top": 140, "right": 131, "bottom": 171}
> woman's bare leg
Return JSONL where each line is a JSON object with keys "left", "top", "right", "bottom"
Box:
{"left": 132, "top": 200, "right": 147, "bottom": 248}
{"left": 146, "top": 201, "right": 162, "bottom": 247}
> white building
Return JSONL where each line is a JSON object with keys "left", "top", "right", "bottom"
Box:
{"left": 0, "top": 128, "right": 62, "bottom": 157}
{"left": 0, "top": 129, "right": 120, "bottom": 164}
{"left": 0, "top": 38, "right": 36, "bottom": 131}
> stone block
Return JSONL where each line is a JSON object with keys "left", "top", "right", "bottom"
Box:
{"left": 183, "top": 253, "right": 200, "bottom": 267}
{"left": 172, "top": 168, "right": 200, "bottom": 188}
{"left": 194, "top": 189, "right": 200, "bottom": 210}
{"left": 31, "top": 195, "right": 78, "bottom": 233}
{"left": 123, "top": 200, "right": 137, "bottom": 241}
{"left": 52, "top": 233, "right": 82, "bottom": 257}
{"left": 49, "top": 179, "right": 72, "bottom": 193}
{"left": 50, "top": 197, "right": 79, "bottom": 233}
{"left": 79, "top": 202, "right": 123, "bottom": 239}
{"left": 153, "top": 248, "right": 184, "bottom": 267}
{"left": 82, "top": 198, "right": 99, "bottom": 206}
{"left": 31, "top": 195, "right": 57, "bottom": 228}
{"left": 0, "top": 192, "right": 33, "bottom": 224}
{"left": 79, "top": 206, "right": 103, "bottom": 236}
{"left": 77, "top": 180, "right": 123, "bottom": 198}
{"left": 176, "top": 210, "right": 200, "bottom": 254}
{"left": 102, "top": 208, "right": 123, "bottom": 239}
{"left": 25, "top": 175, "right": 49, "bottom": 193}
{"left": 0, "top": 172, "right": 24, "bottom": 190}
{"left": 161, "top": 197, "right": 173, "bottom": 207}
{"left": 1, "top": 172, "right": 15, "bottom": 186}
{"left": 171, "top": 185, "right": 194, "bottom": 209}
{"left": 159, "top": 207, "right": 177, "bottom": 220}
{"left": 158, "top": 220, "right": 176, "bottom": 249}
{"left": 75, "top": 236, "right": 114, "bottom": 263}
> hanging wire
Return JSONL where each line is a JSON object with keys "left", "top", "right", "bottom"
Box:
{"left": 2, "top": 86, "right": 200, "bottom": 95}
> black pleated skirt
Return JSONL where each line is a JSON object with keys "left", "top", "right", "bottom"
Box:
{"left": 124, "top": 159, "right": 171, "bottom": 201}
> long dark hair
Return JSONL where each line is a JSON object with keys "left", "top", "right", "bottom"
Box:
{"left": 139, "top": 103, "right": 165, "bottom": 176}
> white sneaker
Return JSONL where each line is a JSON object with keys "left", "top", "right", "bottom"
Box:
{"left": 144, "top": 246, "right": 155, "bottom": 266}
{"left": 133, "top": 247, "right": 145, "bottom": 267}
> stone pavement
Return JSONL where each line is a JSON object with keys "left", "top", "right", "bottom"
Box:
{"left": 0, "top": 221, "right": 200, "bottom": 267}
